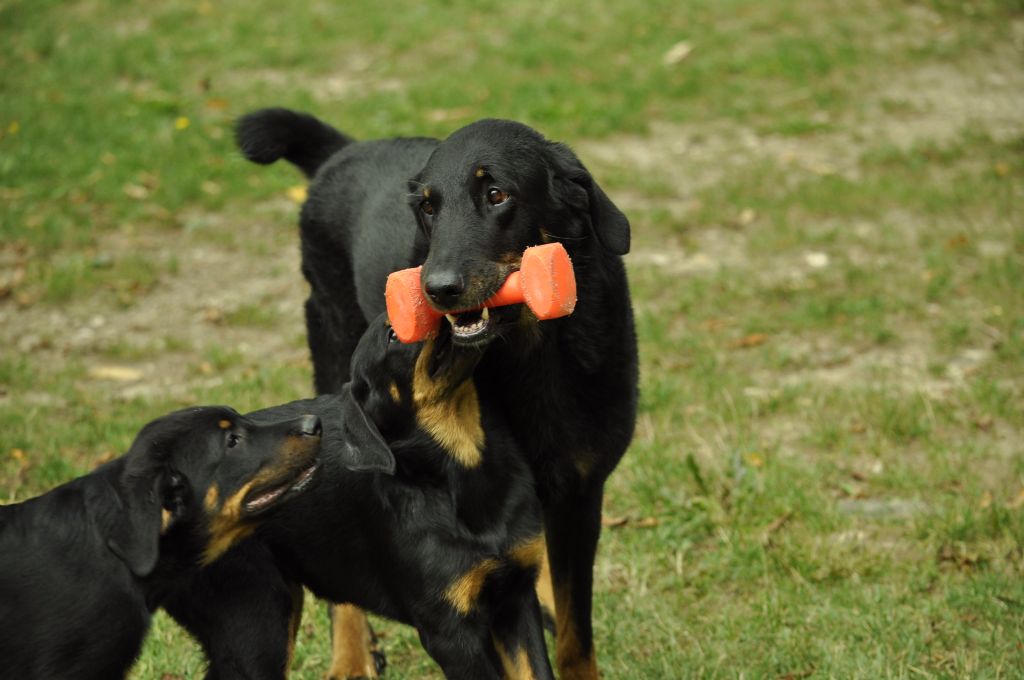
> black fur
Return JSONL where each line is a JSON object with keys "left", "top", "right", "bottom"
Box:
{"left": 0, "top": 407, "right": 322, "bottom": 680}
{"left": 234, "top": 109, "right": 639, "bottom": 677}
{"left": 164, "top": 318, "right": 554, "bottom": 680}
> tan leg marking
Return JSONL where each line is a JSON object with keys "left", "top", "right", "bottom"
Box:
{"left": 508, "top": 534, "right": 545, "bottom": 569}
{"left": 534, "top": 542, "right": 556, "bottom": 622}
{"left": 554, "top": 579, "right": 599, "bottom": 680}
{"left": 326, "top": 604, "right": 379, "bottom": 679}
{"left": 444, "top": 558, "right": 501, "bottom": 615}
{"left": 493, "top": 636, "right": 538, "bottom": 680}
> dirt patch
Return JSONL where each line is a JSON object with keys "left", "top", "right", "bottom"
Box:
{"left": 581, "top": 44, "right": 1024, "bottom": 201}
{"left": 2, "top": 204, "right": 309, "bottom": 402}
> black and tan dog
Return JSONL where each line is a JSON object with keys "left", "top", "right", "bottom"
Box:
{"left": 163, "top": 316, "right": 553, "bottom": 680}
{"left": 0, "top": 406, "right": 322, "bottom": 680}
{"left": 235, "top": 109, "right": 638, "bottom": 679}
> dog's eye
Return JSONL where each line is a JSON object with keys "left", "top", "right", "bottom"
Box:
{"left": 420, "top": 199, "right": 435, "bottom": 216}
{"left": 487, "top": 187, "right": 509, "bottom": 205}
{"left": 387, "top": 327, "right": 398, "bottom": 344}
{"left": 225, "top": 433, "right": 241, "bottom": 449}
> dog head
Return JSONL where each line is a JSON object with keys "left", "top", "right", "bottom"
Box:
{"left": 409, "top": 119, "right": 629, "bottom": 347}
{"left": 107, "top": 406, "right": 321, "bottom": 575}
{"left": 340, "top": 313, "right": 486, "bottom": 471}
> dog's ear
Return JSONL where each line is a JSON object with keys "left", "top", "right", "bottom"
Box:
{"left": 340, "top": 390, "right": 396, "bottom": 475}
{"left": 106, "top": 427, "right": 168, "bottom": 577}
{"left": 547, "top": 142, "right": 630, "bottom": 255}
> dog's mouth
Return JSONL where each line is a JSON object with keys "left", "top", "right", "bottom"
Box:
{"left": 445, "top": 307, "right": 493, "bottom": 345}
{"left": 242, "top": 461, "right": 319, "bottom": 516}
{"left": 442, "top": 304, "right": 520, "bottom": 348}
{"left": 428, "top": 321, "right": 484, "bottom": 385}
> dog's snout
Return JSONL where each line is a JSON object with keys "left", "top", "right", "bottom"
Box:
{"left": 298, "top": 415, "right": 322, "bottom": 437}
{"left": 423, "top": 270, "right": 465, "bottom": 309}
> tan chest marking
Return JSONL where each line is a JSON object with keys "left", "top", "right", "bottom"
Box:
{"left": 413, "top": 342, "right": 484, "bottom": 468}
{"left": 202, "top": 481, "right": 256, "bottom": 564}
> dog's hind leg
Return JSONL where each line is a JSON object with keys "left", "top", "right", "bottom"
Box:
{"left": 543, "top": 484, "right": 605, "bottom": 680}
{"left": 302, "top": 239, "right": 368, "bottom": 394}
{"left": 492, "top": 594, "right": 556, "bottom": 680}
{"left": 418, "top": 624, "right": 503, "bottom": 680}
{"left": 326, "top": 604, "right": 385, "bottom": 680}
{"left": 534, "top": 542, "right": 557, "bottom": 634}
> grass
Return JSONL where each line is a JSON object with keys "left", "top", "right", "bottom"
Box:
{"left": 2, "top": 0, "right": 1023, "bottom": 677}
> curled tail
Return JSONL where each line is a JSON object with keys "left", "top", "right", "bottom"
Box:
{"left": 235, "top": 108, "right": 353, "bottom": 179}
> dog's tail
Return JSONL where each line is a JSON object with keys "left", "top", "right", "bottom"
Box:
{"left": 235, "top": 108, "right": 353, "bottom": 179}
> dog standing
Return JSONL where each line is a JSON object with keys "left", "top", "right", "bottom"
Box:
{"left": 163, "top": 316, "right": 554, "bottom": 680}
{"left": 238, "top": 109, "right": 638, "bottom": 679}
{"left": 0, "top": 406, "right": 321, "bottom": 680}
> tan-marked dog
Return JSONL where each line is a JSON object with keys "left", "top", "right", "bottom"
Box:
{"left": 162, "top": 316, "right": 554, "bottom": 680}
{"left": 237, "top": 108, "right": 637, "bottom": 680}
{"left": 0, "top": 406, "right": 321, "bottom": 680}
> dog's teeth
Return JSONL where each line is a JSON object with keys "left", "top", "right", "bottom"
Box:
{"left": 446, "top": 314, "right": 458, "bottom": 326}
{"left": 481, "top": 307, "right": 490, "bottom": 321}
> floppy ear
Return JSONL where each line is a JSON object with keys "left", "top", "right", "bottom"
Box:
{"left": 107, "top": 434, "right": 166, "bottom": 577}
{"left": 547, "top": 142, "right": 631, "bottom": 255}
{"left": 340, "top": 392, "right": 396, "bottom": 475}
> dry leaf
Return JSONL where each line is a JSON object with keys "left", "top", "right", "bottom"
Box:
{"left": 427, "top": 107, "right": 475, "bottom": 123}
{"left": 602, "top": 516, "right": 659, "bottom": 529}
{"left": 122, "top": 183, "right": 149, "bottom": 200}
{"left": 945, "top": 234, "right": 969, "bottom": 250}
{"left": 10, "top": 448, "right": 26, "bottom": 464}
{"left": 0, "top": 266, "right": 25, "bottom": 299}
{"left": 805, "top": 251, "right": 829, "bottom": 268}
{"left": 203, "top": 306, "right": 224, "bottom": 324}
{"left": 88, "top": 365, "right": 144, "bottom": 382}
{"left": 730, "top": 333, "right": 768, "bottom": 349}
{"left": 737, "top": 207, "right": 757, "bottom": 226}
{"left": 662, "top": 41, "right": 694, "bottom": 66}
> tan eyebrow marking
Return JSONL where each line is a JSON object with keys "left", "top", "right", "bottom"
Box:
{"left": 475, "top": 167, "right": 486, "bottom": 178}
{"left": 218, "top": 419, "right": 232, "bottom": 430}
{"left": 423, "top": 187, "right": 431, "bottom": 198}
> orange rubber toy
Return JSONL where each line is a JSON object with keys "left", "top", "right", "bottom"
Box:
{"left": 385, "top": 243, "right": 577, "bottom": 343}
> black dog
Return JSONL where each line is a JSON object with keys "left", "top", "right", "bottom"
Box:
{"left": 237, "top": 109, "right": 638, "bottom": 679}
{"left": 164, "top": 316, "right": 554, "bottom": 680}
{"left": 0, "top": 406, "right": 322, "bottom": 680}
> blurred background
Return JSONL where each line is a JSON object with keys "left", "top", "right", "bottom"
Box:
{"left": 2, "top": 0, "right": 1022, "bottom": 677}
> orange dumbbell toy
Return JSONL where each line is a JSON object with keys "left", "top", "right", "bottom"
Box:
{"left": 385, "top": 242, "right": 577, "bottom": 343}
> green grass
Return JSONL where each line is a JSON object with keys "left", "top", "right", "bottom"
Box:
{"left": 2, "top": 0, "right": 1023, "bottom": 677}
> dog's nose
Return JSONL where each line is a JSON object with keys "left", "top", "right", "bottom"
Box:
{"left": 298, "top": 415, "right": 321, "bottom": 437}
{"left": 423, "top": 270, "right": 465, "bottom": 309}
